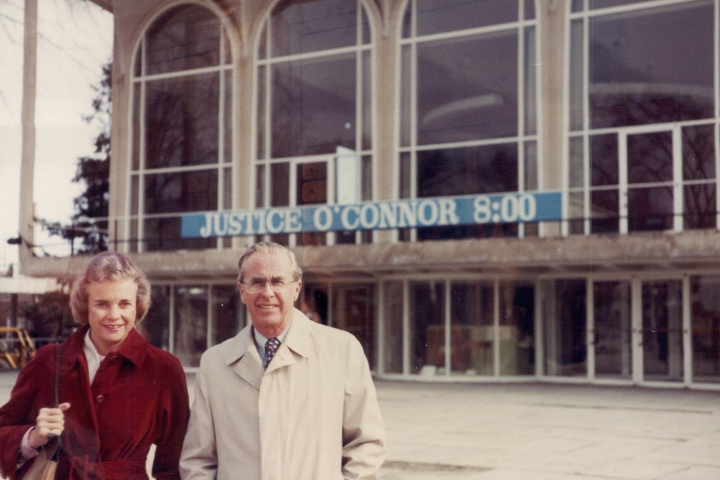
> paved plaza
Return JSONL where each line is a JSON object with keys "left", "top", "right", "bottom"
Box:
{"left": 376, "top": 380, "right": 720, "bottom": 480}
{"left": 1, "top": 371, "right": 719, "bottom": 479}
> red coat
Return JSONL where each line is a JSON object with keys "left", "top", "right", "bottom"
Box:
{"left": 0, "top": 325, "right": 189, "bottom": 480}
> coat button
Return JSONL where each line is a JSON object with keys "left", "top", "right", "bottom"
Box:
{"left": 96, "top": 395, "right": 105, "bottom": 404}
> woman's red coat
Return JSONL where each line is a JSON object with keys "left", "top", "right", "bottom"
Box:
{"left": 0, "top": 325, "right": 190, "bottom": 479}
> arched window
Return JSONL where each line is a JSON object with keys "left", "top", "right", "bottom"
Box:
{"left": 567, "top": 0, "right": 715, "bottom": 235}
{"left": 130, "top": 4, "right": 233, "bottom": 251}
{"left": 255, "top": 0, "right": 373, "bottom": 247}
{"left": 399, "top": 0, "right": 538, "bottom": 242}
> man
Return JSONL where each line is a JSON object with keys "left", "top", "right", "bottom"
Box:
{"left": 180, "top": 242, "right": 385, "bottom": 479}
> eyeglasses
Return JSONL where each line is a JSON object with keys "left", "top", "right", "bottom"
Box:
{"left": 242, "top": 277, "right": 298, "bottom": 294}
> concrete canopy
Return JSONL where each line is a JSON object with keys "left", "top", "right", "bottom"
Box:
{"left": 0, "top": 276, "right": 61, "bottom": 294}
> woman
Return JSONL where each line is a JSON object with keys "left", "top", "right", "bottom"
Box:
{"left": 0, "top": 252, "right": 189, "bottom": 479}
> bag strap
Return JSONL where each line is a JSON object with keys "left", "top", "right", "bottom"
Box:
{"left": 51, "top": 341, "right": 62, "bottom": 461}
{"left": 54, "top": 342, "right": 60, "bottom": 408}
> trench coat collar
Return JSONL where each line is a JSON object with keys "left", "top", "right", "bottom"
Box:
{"left": 225, "top": 308, "right": 313, "bottom": 388}
{"left": 225, "top": 325, "right": 263, "bottom": 390}
{"left": 60, "top": 324, "right": 149, "bottom": 374}
{"left": 278, "top": 308, "right": 313, "bottom": 359}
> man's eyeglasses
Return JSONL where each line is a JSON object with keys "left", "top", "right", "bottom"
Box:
{"left": 242, "top": 277, "right": 298, "bottom": 294}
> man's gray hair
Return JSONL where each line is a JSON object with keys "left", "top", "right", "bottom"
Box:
{"left": 237, "top": 241, "right": 303, "bottom": 284}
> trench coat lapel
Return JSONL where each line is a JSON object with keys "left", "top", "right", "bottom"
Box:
{"left": 266, "top": 309, "right": 312, "bottom": 374}
{"left": 226, "top": 326, "right": 263, "bottom": 391}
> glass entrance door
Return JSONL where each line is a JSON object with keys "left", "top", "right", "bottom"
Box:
{"left": 641, "top": 280, "right": 684, "bottom": 382}
{"left": 593, "top": 281, "right": 632, "bottom": 379}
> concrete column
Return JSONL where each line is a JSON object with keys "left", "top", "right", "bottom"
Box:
{"left": 109, "top": 30, "right": 129, "bottom": 253}
{"left": 538, "top": 0, "right": 566, "bottom": 237}
{"left": 233, "top": 2, "right": 260, "bottom": 250}
{"left": 19, "top": 0, "right": 38, "bottom": 272}
{"left": 372, "top": 0, "right": 400, "bottom": 244}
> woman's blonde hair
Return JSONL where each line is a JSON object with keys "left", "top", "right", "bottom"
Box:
{"left": 70, "top": 252, "right": 152, "bottom": 324}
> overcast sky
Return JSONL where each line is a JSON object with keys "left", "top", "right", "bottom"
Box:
{"left": 0, "top": 0, "right": 112, "bottom": 272}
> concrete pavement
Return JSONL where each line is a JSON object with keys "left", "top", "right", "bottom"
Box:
{"left": 1, "top": 371, "right": 719, "bottom": 479}
{"left": 376, "top": 380, "right": 720, "bottom": 479}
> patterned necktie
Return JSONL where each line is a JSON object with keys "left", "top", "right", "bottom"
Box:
{"left": 264, "top": 337, "right": 281, "bottom": 369}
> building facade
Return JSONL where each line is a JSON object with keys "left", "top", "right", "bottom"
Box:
{"left": 21, "top": 0, "right": 720, "bottom": 389}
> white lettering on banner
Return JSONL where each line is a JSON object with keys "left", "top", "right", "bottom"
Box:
{"left": 473, "top": 197, "right": 491, "bottom": 223}
{"left": 214, "top": 213, "right": 229, "bottom": 236}
{"left": 417, "top": 200, "right": 438, "bottom": 225}
{"left": 243, "top": 212, "right": 254, "bottom": 235}
{"left": 341, "top": 205, "right": 360, "bottom": 230}
{"left": 398, "top": 201, "right": 417, "bottom": 227}
{"left": 360, "top": 204, "right": 379, "bottom": 229}
{"left": 378, "top": 203, "right": 396, "bottom": 228}
{"left": 228, "top": 213, "right": 242, "bottom": 235}
{"left": 187, "top": 192, "right": 559, "bottom": 238}
{"left": 286, "top": 210, "right": 302, "bottom": 232}
{"left": 438, "top": 199, "right": 459, "bottom": 225}
{"left": 502, "top": 195, "right": 517, "bottom": 222}
{"left": 199, "top": 213, "right": 213, "bottom": 238}
{"left": 314, "top": 206, "right": 333, "bottom": 230}
{"left": 267, "top": 210, "right": 284, "bottom": 233}
{"left": 519, "top": 193, "right": 536, "bottom": 221}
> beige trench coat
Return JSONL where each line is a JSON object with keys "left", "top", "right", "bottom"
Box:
{"left": 179, "top": 309, "right": 385, "bottom": 480}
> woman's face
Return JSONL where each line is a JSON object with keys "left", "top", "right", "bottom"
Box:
{"left": 87, "top": 278, "right": 138, "bottom": 355}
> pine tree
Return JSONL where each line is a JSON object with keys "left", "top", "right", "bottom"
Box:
{"left": 47, "top": 60, "right": 111, "bottom": 253}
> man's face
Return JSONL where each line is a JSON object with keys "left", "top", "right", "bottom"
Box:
{"left": 238, "top": 250, "right": 301, "bottom": 338}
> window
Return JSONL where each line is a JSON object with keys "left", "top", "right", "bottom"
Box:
{"left": 130, "top": 5, "right": 233, "bottom": 251}
{"left": 542, "top": 279, "right": 587, "bottom": 377}
{"left": 399, "top": 0, "right": 538, "bottom": 241}
{"left": 567, "top": 0, "right": 716, "bottom": 235}
{"left": 256, "top": 0, "right": 373, "bottom": 247}
{"left": 691, "top": 275, "right": 720, "bottom": 383}
{"left": 146, "top": 283, "right": 244, "bottom": 368}
{"left": 384, "top": 277, "right": 534, "bottom": 377}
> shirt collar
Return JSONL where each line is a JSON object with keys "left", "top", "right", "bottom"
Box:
{"left": 253, "top": 322, "right": 291, "bottom": 360}
{"left": 70, "top": 324, "right": 149, "bottom": 370}
{"left": 83, "top": 330, "right": 105, "bottom": 359}
{"left": 226, "top": 308, "right": 313, "bottom": 365}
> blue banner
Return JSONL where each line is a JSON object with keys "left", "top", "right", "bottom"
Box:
{"left": 181, "top": 191, "right": 563, "bottom": 239}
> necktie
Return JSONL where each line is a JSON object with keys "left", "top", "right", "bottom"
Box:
{"left": 264, "top": 337, "right": 281, "bottom": 369}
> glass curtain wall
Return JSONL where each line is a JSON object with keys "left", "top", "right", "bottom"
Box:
{"left": 143, "top": 285, "right": 171, "bottom": 351}
{"left": 130, "top": 5, "right": 233, "bottom": 251}
{"left": 451, "top": 282, "right": 494, "bottom": 376}
{"left": 592, "top": 280, "right": 632, "bottom": 379}
{"left": 384, "top": 278, "right": 536, "bottom": 378}
{"left": 567, "top": 0, "right": 716, "bottom": 235}
{"left": 143, "top": 284, "right": 244, "bottom": 367}
{"left": 212, "top": 285, "right": 242, "bottom": 346}
{"left": 409, "top": 281, "right": 445, "bottom": 375}
{"left": 542, "top": 279, "right": 587, "bottom": 377}
{"left": 691, "top": 276, "right": 720, "bottom": 383}
{"left": 174, "top": 286, "right": 208, "bottom": 367}
{"left": 256, "top": 0, "right": 373, "bottom": 247}
{"left": 499, "top": 282, "right": 535, "bottom": 375}
{"left": 399, "top": 0, "right": 539, "bottom": 242}
{"left": 331, "top": 286, "right": 376, "bottom": 368}
{"left": 383, "top": 281, "right": 404, "bottom": 374}
{"left": 642, "top": 280, "right": 683, "bottom": 382}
